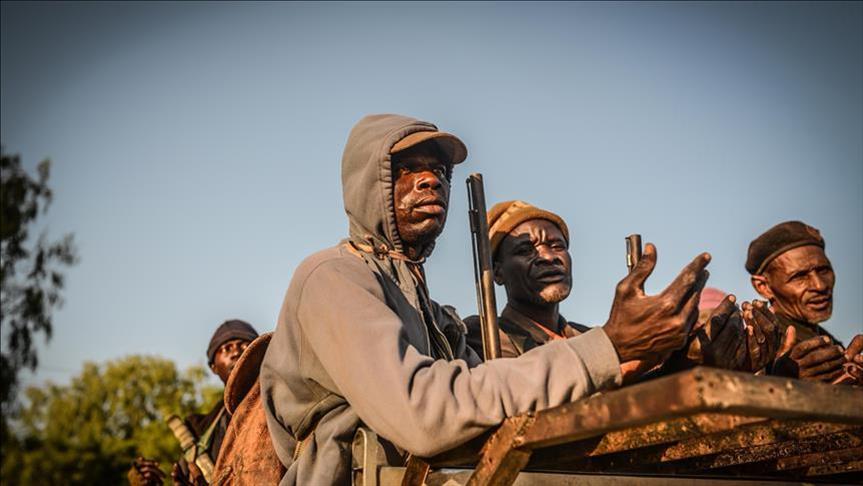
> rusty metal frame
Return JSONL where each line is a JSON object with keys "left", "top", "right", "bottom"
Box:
{"left": 399, "top": 367, "right": 863, "bottom": 486}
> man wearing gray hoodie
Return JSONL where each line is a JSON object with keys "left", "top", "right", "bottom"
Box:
{"left": 260, "top": 114, "right": 711, "bottom": 485}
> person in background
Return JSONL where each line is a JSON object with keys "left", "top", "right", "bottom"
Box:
{"left": 129, "top": 319, "right": 258, "bottom": 486}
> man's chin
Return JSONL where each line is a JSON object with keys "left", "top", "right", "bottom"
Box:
{"left": 806, "top": 309, "right": 833, "bottom": 325}
{"left": 538, "top": 284, "right": 571, "bottom": 304}
{"left": 405, "top": 219, "right": 446, "bottom": 245}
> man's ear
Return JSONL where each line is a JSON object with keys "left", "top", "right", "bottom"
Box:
{"left": 751, "top": 274, "right": 774, "bottom": 301}
{"left": 209, "top": 362, "right": 217, "bottom": 374}
{"left": 493, "top": 260, "right": 505, "bottom": 285}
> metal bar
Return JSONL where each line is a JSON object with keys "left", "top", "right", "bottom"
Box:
{"left": 520, "top": 368, "right": 863, "bottom": 451}
{"left": 777, "top": 445, "right": 863, "bottom": 471}
{"left": 465, "top": 415, "right": 535, "bottom": 486}
{"left": 466, "top": 173, "right": 501, "bottom": 361}
{"left": 525, "top": 414, "right": 766, "bottom": 470}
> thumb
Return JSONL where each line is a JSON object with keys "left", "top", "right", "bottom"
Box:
{"left": 628, "top": 243, "right": 657, "bottom": 295}
{"left": 777, "top": 326, "right": 796, "bottom": 357}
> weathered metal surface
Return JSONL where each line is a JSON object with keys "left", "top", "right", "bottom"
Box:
{"left": 394, "top": 368, "right": 863, "bottom": 486}
{"left": 379, "top": 467, "right": 821, "bottom": 485}
{"left": 806, "top": 459, "right": 863, "bottom": 477}
{"left": 777, "top": 445, "right": 863, "bottom": 471}
{"left": 520, "top": 368, "right": 863, "bottom": 451}
{"left": 465, "top": 414, "right": 534, "bottom": 486}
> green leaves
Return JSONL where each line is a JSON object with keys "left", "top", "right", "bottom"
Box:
{"left": 1, "top": 148, "right": 78, "bottom": 413}
{"left": 2, "top": 355, "right": 221, "bottom": 485}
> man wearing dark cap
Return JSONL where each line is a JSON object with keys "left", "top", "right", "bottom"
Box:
{"left": 130, "top": 319, "right": 259, "bottom": 485}
{"left": 466, "top": 200, "right": 779, "bottom": 376}
{"left": 747, "top": 221, "right": 862, "bottom": 383}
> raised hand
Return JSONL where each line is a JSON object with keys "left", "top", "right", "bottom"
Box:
{"left": 130, "top": 457, "right": 166, "bottom": 486}
{"left": 835, "top": 334, "right": 863, "bottom": 385}
{"left": 603, "top": 243, "right": 710, "bottom": 368}
{"left": 772, "top": 334, "right": 845, "bottom": 382}
{"left": 741, "top": 300, "right": 782, "bottom": 372}
{"left": 695, "top": 295, "right": 748, "bottom": 370}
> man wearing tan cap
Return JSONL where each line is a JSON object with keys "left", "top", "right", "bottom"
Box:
{"left": 466, "top": 201, "right": 784, "bottom": 377}
{"left": 261, "top": 114, "right": 713, "bottom": 485}
{"left": 465, "top": 201, "right": 589, "bottom": 357}
{"left": 747, "top": 221, "right": 862, "bottom": 383}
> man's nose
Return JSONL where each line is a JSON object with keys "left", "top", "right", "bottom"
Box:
{"left": 810, "top": 272, "right": 829, "bottom": 291}
{"left": 415, "top": 171, "right": 443, "bottom": 191}
{"left": 536, "top": 245, "right": 558, "bottom": 263}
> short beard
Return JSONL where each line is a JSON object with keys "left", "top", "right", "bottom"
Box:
{"left": 536, "top": 285, "right": 571, "bottom": 305}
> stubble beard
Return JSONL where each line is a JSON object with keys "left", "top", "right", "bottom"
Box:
{"left": 536, "top": 284, "right": 571, "bottom": 305}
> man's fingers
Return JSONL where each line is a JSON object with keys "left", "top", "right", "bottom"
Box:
{"left": 660, "top": 252, "right": 712, "bottom": 305}
{"left": 845, "top": 334, "right": 863, "bottom": 361}
{"left": 627, "top": 243, "right": 658, "bottom": 295}
{"left": 790, "top": 335, "right": 832, "bottom": 360}
{"left": 707, "top": 295, "right": 738, "bottom": 339}
{"left": 777, "top": 326, "right": 796, "bottom": 357}
{"left": 679, "top": 272, "right": 708, "bottom": 336}
{"left": 800, "top": 357, "right": 846, "bottom": 379}
{"left": 715, "top": 308, "right": 743, "bottom": 344}
{"left": 798, "top": 344, "right": 844, "bottom": 368}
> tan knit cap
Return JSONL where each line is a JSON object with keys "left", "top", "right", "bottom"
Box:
{"left": 488, "top": 200, "right": 569, "bottom": 258}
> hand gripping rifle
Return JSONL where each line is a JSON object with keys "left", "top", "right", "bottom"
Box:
{"left": 467, "top": 173, "right": 502, "bottom": 361}
{"left": 166, "top": 414, "right": 215, "bottom": 484}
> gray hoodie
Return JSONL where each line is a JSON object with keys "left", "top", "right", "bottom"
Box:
{"left": 260, "top": 114, "right": 623, "bottom": 485}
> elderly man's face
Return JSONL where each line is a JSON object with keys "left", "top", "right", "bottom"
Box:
{"left": 494, "top": 219, "right": 572, "bottom": 306}
{"left": 753, "top": 245, "right": 835, "bottom": 324}
{"left": 210, "top": 338, "right": 251, "bottom": 384}
{"left": 392, "top": 144, "right": 451, "bottom": 251}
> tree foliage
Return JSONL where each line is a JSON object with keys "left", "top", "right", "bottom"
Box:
{"left": 1, "top": 355, "right": 222, "bottom": 485}
{"left": 1, "top": 147, "right": 78, "bottom": 414}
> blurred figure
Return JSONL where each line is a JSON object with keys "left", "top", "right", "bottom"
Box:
{"left": 129, "top": 320, "right": 258, "bottom": 486}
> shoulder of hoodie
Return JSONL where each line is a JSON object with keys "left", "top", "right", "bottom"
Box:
{"left": 291, "top": 243, "right": 382, "bottom": 297}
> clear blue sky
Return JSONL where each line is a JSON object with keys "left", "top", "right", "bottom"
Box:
{"left": 2, "top": 2, "right": 861, "bottom": 389}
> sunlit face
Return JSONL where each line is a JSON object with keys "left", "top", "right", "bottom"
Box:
{"left": 392, "top": 144, "right": 452, "bottom": 251}
{"left": 753, "top": 245, "right": 835, "bottom": 325}
{"left": 210, "top": 338, "right": 250, "bottom": 384}
{"left": 494, "top": 219, "right": 572, "bottom": 306}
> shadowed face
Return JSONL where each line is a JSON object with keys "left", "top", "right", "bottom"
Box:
{"left": 494, "top": 219, "right": 572, "bottom": 306}
{"left": 752, "top": 245, "right": 835, "bottom": 325}
{"left": 210, "top": 338, "right": 250, "bottom": 384}
{"left": 392, "top": 143, "right": 451, "bottom": 253}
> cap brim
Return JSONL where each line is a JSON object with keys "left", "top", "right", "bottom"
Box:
{"left": 390, "top": 130, "right": 468, "bottom": 165}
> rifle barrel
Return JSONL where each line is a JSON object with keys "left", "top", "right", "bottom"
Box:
{"left": 467, "top": 173, "right": 501, "bottom": 360}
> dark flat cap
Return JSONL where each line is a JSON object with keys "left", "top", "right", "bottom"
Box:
{"left": 746, "top": 221, "right": 825, "bottom": 275}
{"left": 207, "top": 319, "right": 259, "bottom": 364}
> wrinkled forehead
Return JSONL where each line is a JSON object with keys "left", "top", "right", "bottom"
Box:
{"left": 507, "top": 219, "right": 567, "bottom": 244}
{"left": 769, "top": 245, "right": 832, "bottom": 275}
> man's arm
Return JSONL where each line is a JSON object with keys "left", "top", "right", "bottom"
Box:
{"left": 296, "top": 260, "right": 621, "bottom": 458}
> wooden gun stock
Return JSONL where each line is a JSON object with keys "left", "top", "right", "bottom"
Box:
{"left": 467, "top": 173, "right": 501, "bottom": 361}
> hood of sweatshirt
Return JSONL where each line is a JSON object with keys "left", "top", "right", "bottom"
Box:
{"left": 341, "top": 114, "right": 462, "bottom": 257}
